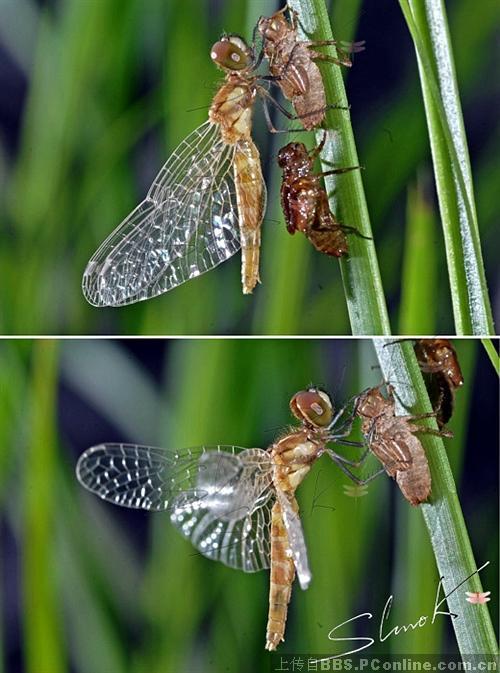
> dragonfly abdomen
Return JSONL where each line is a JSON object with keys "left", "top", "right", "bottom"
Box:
{"left": 266, "top": 500, "right": 295, "bottom": 651}
{"left": 233, "top": 140, "right": 265, "bottom": 294}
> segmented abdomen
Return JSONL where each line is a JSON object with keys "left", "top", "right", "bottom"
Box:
{"left": 395, "top": 439, "right": 431, "bottom": 506}
{"left": 234, "top": 139, "right": 265, "bottom": 294}
{"left": 265, "top": 500, "right": 295, "bottom": 650}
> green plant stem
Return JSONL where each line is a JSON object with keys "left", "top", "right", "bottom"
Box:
{"left": 288, "top": 0, "right": 391, "bottom": 335}
{"left": 399, "top": 179, "right": 438, "bottom": 333}
{"left": 481, "top": 339, "right": 499, "bottom": 376}
{"left": 398, "top": 0, "right": 494, "bottom": 335}
{"left": 23, "top": 341, "right": 66, "bottom": 673}
{"left": 374, "top": 339, "right": 498, "bottom": 656}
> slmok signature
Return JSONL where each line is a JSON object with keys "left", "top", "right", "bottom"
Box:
{"left": 324, "top": 561, "right": 490, "bottom": 659}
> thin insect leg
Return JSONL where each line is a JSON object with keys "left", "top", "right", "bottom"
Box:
{"left": 326, "top": 394, "right": 360, "bottom": 432}
{"left": 260, "top": 94, "right": 309, "bottom": 134}
{"left": 261, "top": 96, "right": 281, "bottom": 134}
{"left": 327, "top": 408, "right": 362, "bottom": 438}
{"left": 309, "top": 50, "right": 352, "bottom": 68}
{"left": 330, "top": 438, "right": 366, "bottom": 448}
{"left": 309, "top": 130, "right": 328, "bottom": 161}
{"left": 304, "top": 39, "right": 343, "bottom": 47}
{"left": 410, "top": 426, "right": 453, "bottom": 439}
{"left": 338, "top": 224, "right": 372, "bottom": 242}
{"left": 382, "top": 338, "right": 412, "bottom": 348}
{"left": 406, "top": 411, "right": 439, "bottom": 421}
{"left": 329, "top": 457, "right": 386, "bottom": 486}
{"left": 258, "top": 87, "right": 345, "bottom": 133}
{"left": 317, "top": 165, "right": 361, "bottom": 178}
{"left": 324, "top": 446, "right": 371, "bottom": 468}
{"left": 259, "top": 85, "right": 348, "bottom": 121}
{"left": 307, "top": 40, "right": 363, "bottom": 67}
{"left": 340, "top": 40, "right": 366, "bottom": 53}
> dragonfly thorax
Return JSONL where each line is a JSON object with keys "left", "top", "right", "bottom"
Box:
{"left": 271, "top": 430, "right": 323, "bottom": 493}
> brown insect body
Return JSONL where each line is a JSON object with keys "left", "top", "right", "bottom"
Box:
{"left": 278, "top": 141, "right": 350, "bottom": 256}
{"left": 210, "top": 42, "right": 266, "bottom": 294}
{"left": 414, "top": 339, "right": 464, "bottom": 428}
{"left": 258, "top": 9, "right": 326, "bottom": 130}
{"left": 266, "top": 429, "right": 319, "bottom": 649}
{"left": 265, "top": 388, "right": 336, "bottom": 650}
{"left": 257, "top": 7, "right": 359, "bottom": 130}
{"left": 355, "top": 387, "right": 438, "bottom": 506}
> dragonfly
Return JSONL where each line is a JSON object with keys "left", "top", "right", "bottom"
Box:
{"left": 82, "top": 34, "right": 268, "bottom": 305}
{"left": 76, "top": 387, "right": 366, "bottom": 650}
{"left": 353, "top": 384, "right": 453, "bottom": 505}
{"left": 257, "top": 5, "right": 364, "bottom": 130}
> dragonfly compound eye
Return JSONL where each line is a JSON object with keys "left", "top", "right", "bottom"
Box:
{"left": 210, "top": 36, "right": 252, "bottom": 71}
{"left": 290, "top": 389, "right": 334, "bottom": 427}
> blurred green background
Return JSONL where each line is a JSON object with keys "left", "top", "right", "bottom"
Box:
{"left": 0, "top": 338, "right": 497, "bottom": 672}
{"left": 0, "top": 0, "right": 498, "bottom": 335}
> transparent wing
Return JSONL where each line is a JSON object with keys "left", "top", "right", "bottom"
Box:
{"left": 276, "top": 489, "right": 311, "bottom": 590}
{"left": 170, "top": 448, "right": 274, "bottom": 572}
{"left": 76, "top": 443, "right": 274, "bottom": 572}
{"left": 82, "top": 121, "right": 241, "bottom": 306}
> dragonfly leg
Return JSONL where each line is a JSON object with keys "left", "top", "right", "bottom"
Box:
{"left": 259, "top": 89, "right": 312, "bottom": 133}
{"left": 326, "top": 395, "right": 359, "bottom": 431}
{"left": 318, "top": 165, "right": 361, "bottom": 178}
{"left": 409, "top": 424, "right": 453, "bottom": 439}
{"left": 258, "top": 86, "right": 347, "bottom": 132}
{"left": 308, "top": 48, "right": 352, "bottom": 68}
{"left": 338, "top": 223, "right": 372, "bottom": 242}
{"left": 324, "top": 446, "right": 371, "bottom": 469}
{"left": 329, "top": 458, "right": 386, "bottom": 486}
{"left": 308, "top": 130, "right": 328, "bottom": 161}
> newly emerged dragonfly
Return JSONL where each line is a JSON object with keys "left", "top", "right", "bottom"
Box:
{"left": 76, "top": 387, "right": 365, "bottom": 650}
{"left": 353, "top": 384, "right": 452, "bottom": 506}
{"left": 257, "top": 5, "right": 364, "bottom": 130}
{"left": 83, "top": 35, "right": 267, "bottom": 304}
{"left": 278, "top": 133, "right": 367, "bottom": 256}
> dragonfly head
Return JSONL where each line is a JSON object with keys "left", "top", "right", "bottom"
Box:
{"left": 211, "top": 35, "right": 253, "bottom": 72}
{"left": 277, "top": 142, "right": 310, "bottom": 173}
{"left": 290, "top": 388, "right": 334, "bottom": 428}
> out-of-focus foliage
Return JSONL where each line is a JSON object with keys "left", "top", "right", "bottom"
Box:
{"left": 0, "top": 339, "right": 497, "bottom": 672}
{"left": 0, "top": 0, "right": 498, "bottom": 335}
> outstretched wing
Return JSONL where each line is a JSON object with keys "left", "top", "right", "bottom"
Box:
{"left": 76, "top": 443, "right": 274, "bottom": 572}
{"left": 82, "top": 121, "right": 240, "bottom": 306}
